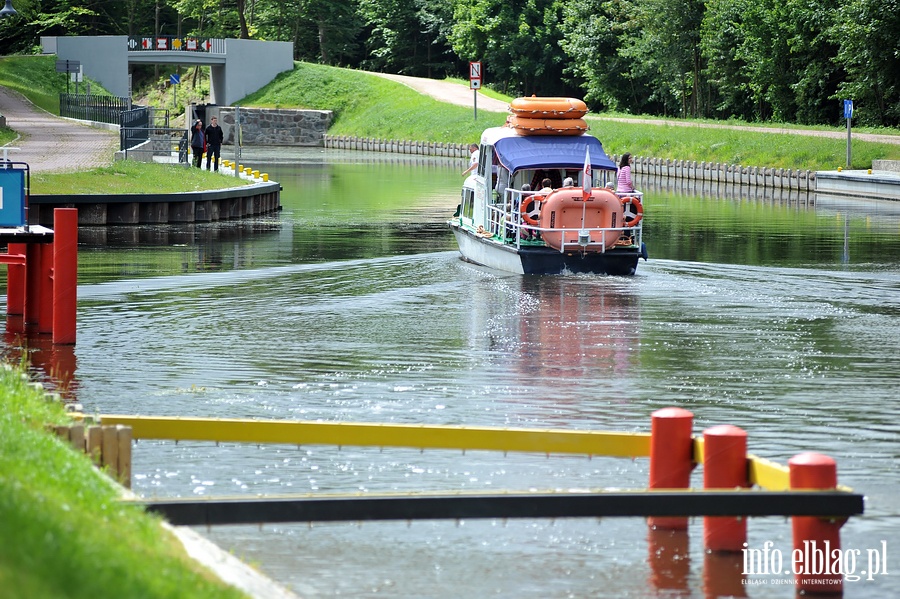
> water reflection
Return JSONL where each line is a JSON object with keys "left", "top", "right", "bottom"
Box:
{"left": 3, "top": 151, "right": 899, "bottom": 598}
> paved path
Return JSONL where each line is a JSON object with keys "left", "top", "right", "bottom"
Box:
{"left": 370, "top": 72, "right": 510, "bottom": 112}
{"left": 0, "top": 86, "right": 119, "bottom": 173}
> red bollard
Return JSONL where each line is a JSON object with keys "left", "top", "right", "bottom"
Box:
{"left": 789, "top": 452, "right": 844, "bottom": 594}
{"left": 648, "top": 407, "right": 694, "bottom": 530}
{"left": 51, "top": 208, "right": 78, "bottom": 345}
{"left": 703, "top": 424, "right": 749, "bottom": 552}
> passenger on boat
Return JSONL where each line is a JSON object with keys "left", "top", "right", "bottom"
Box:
{"left": 562, "top": 177, "right": 574, "bottom": 187}
{"left": 462, "top": 143, "right": 479, "bottom": 176}
{"left": 507, "top": 184, "right": 532, "bottom": 240}
{"left": 539, "top": 178, "right": 553, "bottom": 193}
{"left": 616, "top": 153, "right": 635, "bottom": 193}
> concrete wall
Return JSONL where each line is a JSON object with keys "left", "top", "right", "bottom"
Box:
{"left": 43, "top": 36, "right": 294, "bottom": 106}
{"left": 219, "top": 39, "right": 294, "bottom": 105}
{"left": 50, "top": 36, "right": 130, "bottom": 98}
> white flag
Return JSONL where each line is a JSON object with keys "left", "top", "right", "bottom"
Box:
{"left": 582, "top": 146, "right": 592, "bottom": 199}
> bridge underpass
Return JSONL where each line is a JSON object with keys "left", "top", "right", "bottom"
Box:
{"left": 41, "top": 35, "right": 293, "bottom": 107}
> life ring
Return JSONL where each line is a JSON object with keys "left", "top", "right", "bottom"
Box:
{"left": 507, "top": 115, "right": 588, "bottom": 136}
{"left": 521, "top": 195, "right": 543, "bottom": 226}
{"left": 509, "top": 97, "right": 589, "bottom": 118}
{"left": 620, "top": 196, "right": 643, "bottom": 227}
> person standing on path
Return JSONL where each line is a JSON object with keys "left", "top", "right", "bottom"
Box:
{"left": 190, "top": 119, "right": 205, "bottom": 168}
{"left": 204, "top": 116, "right": 224, "bottom": 171}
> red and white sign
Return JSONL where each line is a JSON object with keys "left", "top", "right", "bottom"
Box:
{"left": 156, "top": 38, "right": 168, "bottom": 50}
{"left": 201, "top": 39, "right": 212, "bottom": 51}
{"left": 141, "top": 38, "right": 152, "bottom": 49}
{"left": 469, "top": 61, "right": 482, "bottom": 90}
{"left": 186, "top": 38, "right": 198, "bottom": 51}
{"left": 582, "top": 147, "right": 592, "bottom": 200}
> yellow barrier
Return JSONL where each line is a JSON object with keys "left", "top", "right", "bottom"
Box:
{"left": 97, "top": 415, "right": 651, "bottom": 458}
{"left": 91, "top": 415, "right": 850, "bottom": 494}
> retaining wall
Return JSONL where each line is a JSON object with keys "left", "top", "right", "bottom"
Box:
{"left": 202, "top": 107, "right": 333, "bottom": 146}
{"left": 29, "top": 180, "right": 281, "bottom": 226}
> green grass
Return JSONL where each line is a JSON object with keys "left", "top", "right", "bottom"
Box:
{"left": 0, "top": 364, "right": 248, "bottom": 599}
{"left": 0, "top": 55, "right": 110, "bottom": 115}
{"left": 240, "top": 62, "right": 509, "bottom": 143}
{"left": 0, "top": 125, "right": 15, "bottom": 146}
{"left": 238, "top": 62, "right": 900, "bottom": 170}
{"left": 31, "top": 161, "right": 251, "bottom": 195}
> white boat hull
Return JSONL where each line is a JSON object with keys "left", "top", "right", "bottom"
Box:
{"left": 449, "top": 220, "right": 643, "bottom": 276}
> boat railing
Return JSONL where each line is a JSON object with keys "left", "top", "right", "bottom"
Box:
{"left": 489, "top": 188, "right": 643, "bottom": 251}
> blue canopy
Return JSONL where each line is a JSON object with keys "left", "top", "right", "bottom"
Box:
{"left": 493, "top": 135, "right": 617, "bottom": 174}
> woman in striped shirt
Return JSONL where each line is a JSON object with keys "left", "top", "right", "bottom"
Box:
{"left": 616, "top": 152, "right": 634, "bottom": 193}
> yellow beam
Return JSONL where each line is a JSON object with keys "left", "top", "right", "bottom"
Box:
{"left": 748, "top": 454, "right": 791, "bottom": 491}
{"left": 98, "top": 415, "right": 652, "bottom": 458}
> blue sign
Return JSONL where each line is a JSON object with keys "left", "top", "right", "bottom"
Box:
{"left": 843, "top": 99, "right": 853, "bottom": 120}
{"left": 0, "top": 168, "right": 26, "bottom": 227}
{"left": 170, "top": 73, "right": 180, "bottom": 85}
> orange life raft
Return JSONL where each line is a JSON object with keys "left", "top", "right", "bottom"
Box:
{"left": 507, "top": 115, "right": 589, "bottom": 136}
{"left": 538, "top": 188, "right": 624, "bottom": 252}
{"left": 509, "top": 97, "right": 589, "bottom": 118}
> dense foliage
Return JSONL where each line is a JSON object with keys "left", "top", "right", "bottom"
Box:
{"left": 1, "top": 0, "right": 897, "bottom": 126}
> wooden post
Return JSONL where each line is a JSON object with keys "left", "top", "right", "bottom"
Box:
{"left": 117, "top": 425, "right": 132, "bottom": 488}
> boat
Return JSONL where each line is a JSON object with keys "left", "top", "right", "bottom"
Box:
{"left": 448, "top": 98, "right": 647, "bottom": 276}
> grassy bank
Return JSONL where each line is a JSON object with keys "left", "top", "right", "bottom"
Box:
{"left": 31, "top": 161, "right": 251, "bottom": 195}
{"left": 242, "top": 62, "right": 900, "bottom": 171}
{"left": 0, "top": 364, "right": 247, "bottom": 599}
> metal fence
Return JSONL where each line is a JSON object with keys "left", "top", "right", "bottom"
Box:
{"left": 60, "top": 93, "right": 132, "bottom": 125}
{"left": 119, "top": 127, "right": 190, "bottom": 165}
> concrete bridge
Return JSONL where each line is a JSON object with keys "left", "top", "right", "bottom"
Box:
{"left": 40, "top": 36, "right": 293, "bottom": 106}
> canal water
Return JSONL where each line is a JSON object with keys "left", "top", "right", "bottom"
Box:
{"left": 4, "top": 148, "right": 899, "bottom": 598}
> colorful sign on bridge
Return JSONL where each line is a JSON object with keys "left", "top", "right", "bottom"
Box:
{"left": 128, "top": 36, "right": 213, "bottom": 52}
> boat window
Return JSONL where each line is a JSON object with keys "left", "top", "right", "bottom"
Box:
{"left": 477, "top": 145, "right": 492, "bottom": 178}
{"left": 460, "top": 186, "right": 474, "bottom": 219}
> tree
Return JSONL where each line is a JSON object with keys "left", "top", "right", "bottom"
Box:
{"left": 449, "top": 0, "right": 571, "bottom": 96}
{"left": 559, "top": 0, "right": 648, "bottom": 112}
{"left": 358, "top": 0, "right": 456, "bottom": 78}
{"left": 830, "top": 0, "right": 900, "bottom": 126}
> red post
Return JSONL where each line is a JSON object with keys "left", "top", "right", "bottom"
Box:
{"left": 648, "top": 407, "right": 694, "bottom": 530}
{"left": 38, "top": 240, "right": 54, "bottom": 333}
{"left": 703, "top": 552, "right": 747, "bottom": 598}
{"left": 24, "top": 243, "right": 43, "bottom": 324}
{"left": 703, "top": 424, "right": 749, "bottom": 552}
{"left": 52, "top": 208, "right": 78, "bottom": 345}
{"left": 789, "top": 452, "right": 844, "bottom": 594}
{"left": 647, "top": 528, "right": 691, "bottom": 594}
{"left": 6, "top": 243, "right": 26, "bottom": 315}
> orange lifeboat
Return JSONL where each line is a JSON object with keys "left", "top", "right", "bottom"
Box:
{"left": 509, "top": 97, "right": 589, "bottom": 118}
{"left": 538, "top": 188, "right": 623, "bottom": 252}
{"left": 507, "top": 115, "right": 589, "bottom": 136}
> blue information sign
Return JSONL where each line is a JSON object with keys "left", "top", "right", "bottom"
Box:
{"left": 843, "top": 99, "right": 853, "bottom": 120}
{"left": 170, "top": 73, "right": 180, "bottom": 85}
{"left": 0, "top": 168, "right": 26, "bottom": 227}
